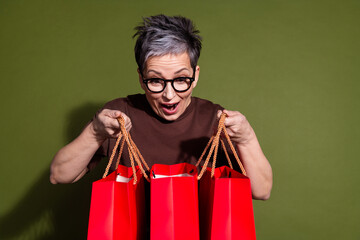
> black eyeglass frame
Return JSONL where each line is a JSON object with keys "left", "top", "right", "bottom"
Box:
{"left": 141, "top": 68, "right": 196, "bottom": 93}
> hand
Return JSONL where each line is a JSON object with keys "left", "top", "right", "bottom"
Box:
{"left": 90, "top": 109, "right": 132, "bottom": 141}
{"left": 217, "top": 109, "right": 255, "bottom": 145}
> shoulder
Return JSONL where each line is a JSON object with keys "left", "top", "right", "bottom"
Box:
{"left": 191, "top": 96, "right": 224, "bottom": 114}
{"left": 186, "top": 97, "right": 223, "bottom": 128}
{"left": 102, "top": 94, "right": 146, "bottom": 111}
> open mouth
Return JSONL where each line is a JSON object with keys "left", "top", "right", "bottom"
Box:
{"left": 161, "top": 102, "right": 179, "bottom": 114}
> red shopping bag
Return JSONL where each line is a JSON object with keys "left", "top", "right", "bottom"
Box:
{"left": 87, "top": 165, "right": 145, "bottom": 240}
{"left": 88, "top": 116, "right": 150, "bottom": 240}
{"left": 197, "top": 113, "right": 256, "bottom": 240}
{"left": 150, "top": 163, "right": 199, "bottom": 240}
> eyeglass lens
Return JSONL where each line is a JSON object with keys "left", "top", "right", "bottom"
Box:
{"left": 147, "top": 78, "right": 192, "bottom": 92}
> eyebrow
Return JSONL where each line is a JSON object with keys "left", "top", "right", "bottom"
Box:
{"left": 175, "top": 68, "right": 191, "bottom": 74}
{"left": 147, "top": 68, "right": 191, "bottom": 76}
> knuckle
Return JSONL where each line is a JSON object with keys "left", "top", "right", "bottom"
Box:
{"left": 238, "top": 114, "right": 246, "bottom": 123}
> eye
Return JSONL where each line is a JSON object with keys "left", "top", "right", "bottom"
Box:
{"left": 174, "top": 77, "right": 190, "bottom": 84}
{"left": 148, "top": 78, "right": 163, "bottom": 85}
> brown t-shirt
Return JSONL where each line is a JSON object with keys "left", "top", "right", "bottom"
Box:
{"left": 95, "top": 94, "right": 229, "bottom": 170}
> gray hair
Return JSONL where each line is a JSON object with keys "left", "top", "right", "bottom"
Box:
{"left": 133, "top": 14, "right": 202, "bottom": 74}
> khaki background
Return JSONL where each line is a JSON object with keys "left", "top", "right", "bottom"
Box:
{"left": 0, "top": 0, "right": 359, "bottom": 239}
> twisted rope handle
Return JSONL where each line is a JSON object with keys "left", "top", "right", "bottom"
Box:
{"left": 128, "top": 133, "right": 150, "bottom": 171}
{"left": 221, "top": 139, "right": 233, "bottom": 169}
{"left": 115, "top": 137, "right": 126, "bottom": 168}
{"left": 102, "top": 115, "right": 150, "bottom": 183}
{"left": 220, "top": 123, "right": 247, "bottom": 176}
{"left": 117, "top": 116, "right": 150, "bottom": 183}
{"left": 197, "top": 112, "right": 247, "bottom": 180}
{"left": 197, "top": 114, "right": 226, "bottom": 179}
{"left": 103, "top": 133, "right": 123, "bottom": 179}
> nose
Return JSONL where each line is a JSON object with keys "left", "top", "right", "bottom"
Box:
{"left": 162, "top": 82, "right": 176, "bottom": 100}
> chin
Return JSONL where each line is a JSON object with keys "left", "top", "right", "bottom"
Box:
{"left": 156, "top": 111, "right": 179, "bottom": 121}
{"left": 162, "top": 115, "right": 180, "bottom": 121}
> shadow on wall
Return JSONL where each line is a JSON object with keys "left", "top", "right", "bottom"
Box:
{"left": 0, "top": 102, "right": 107, "bottom": 239}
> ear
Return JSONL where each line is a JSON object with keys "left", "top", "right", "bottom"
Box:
{"left": 138, "top": 68, "right": 146, "bottom": 91}
{"left": 192, "top": 65, "right": 200, "bottom": 88}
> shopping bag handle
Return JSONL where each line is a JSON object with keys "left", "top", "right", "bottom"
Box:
{"left": 196, "top": 113, "right": 247, "bottom": 179}
{"left": 102, "top": 115, "right": 150, "bottom": 183}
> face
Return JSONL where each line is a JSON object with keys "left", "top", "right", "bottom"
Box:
{"left": 139, "top": 52, "right": 200, "bottom": 121}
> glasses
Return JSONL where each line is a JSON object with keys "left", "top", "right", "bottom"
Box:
{"left": 142, "top": 69, "right": 195, "bottom": 93}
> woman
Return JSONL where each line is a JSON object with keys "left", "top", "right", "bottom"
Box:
{"left": 50, "top": 14, "right": 272, "bottom": 200}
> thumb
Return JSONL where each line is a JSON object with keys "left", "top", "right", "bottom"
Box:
{"left": 111, "top": 111, "right": 122, "bottom": 119}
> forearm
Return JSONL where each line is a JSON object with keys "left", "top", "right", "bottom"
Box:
{"left": 236, "top": 133, "right": 273, "bottom": 200}
{"left": 50, "top": 122, "right": 104, "bottom": 184}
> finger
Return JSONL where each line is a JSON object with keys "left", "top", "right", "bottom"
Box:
{"left": 217, "top": 110, "right": 223, "bottom": 119}
{"left": 222, "top": 109, "right": 238, "bottom": 117}
{"left": 119, "top": 113, "right": 132, "bottom": 132}
{"left": 100, "top": 109, "right": 121, "bottom": 119}
{"left": 124, "top": 120, "right": 132, "bottom": 132}
{"left": 110, "top": 110, "right": 123, "bottom": 119}
{"left": 120, "top": 112, "right": 130, "bottom": 123}
{"left": 104, "top": 115, "right": 121, "bottom": 130}
{"left": 220, "top": 109, "right": 237, "bottom": 126}
{"left": 109, "top": 129, "right": 121, "bottom": 138}
{"left": 106, "top": 110, "right": 128, "bottom": 128}
{"left": 223, "top": 110, "right": 245, "bottom": 127}
{"left": 223, "top": 114, "right": 237, "bottom": 127}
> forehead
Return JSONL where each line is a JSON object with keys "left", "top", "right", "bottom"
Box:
{"left": 145, "top": 52, "right": 192, "bottom": 74}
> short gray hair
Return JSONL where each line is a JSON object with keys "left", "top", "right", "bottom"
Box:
{"left": 133, "top": 14, "right": 202, "bottom": 73}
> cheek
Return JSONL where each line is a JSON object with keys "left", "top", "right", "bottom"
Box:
{"left": 145, "top": 91, "right": 161, "bottom": 106}
{"left": 178, "top": 90, "right": 193, "bottom": 101}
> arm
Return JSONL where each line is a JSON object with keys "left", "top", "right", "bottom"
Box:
{"left": 220, "top": 110, "right": 273, "bottom": 200}
{"left": 50, "top": 110, "right": 131, "bottom": 184}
